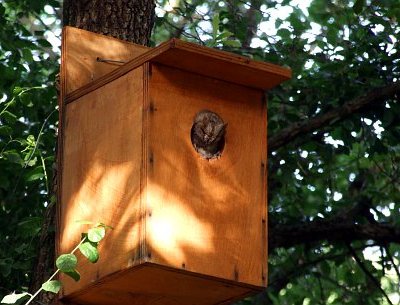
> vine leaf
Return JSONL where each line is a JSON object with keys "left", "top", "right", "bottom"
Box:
{"left": 56, "top": 254, "right": 77, "bottom": 272}
{"left": 79, "top": 241, "right": 99, "bottom": 263}
{"left": 63, "top": 270, "right": 80, "bottom": 282}
{"left": 42, "top": 280, "right": 62, "bottom": 293}
{"left": 1, "top": 292, "right": 30, "bottom": 304}
{"left": 88, "top": 227, "right": 105, "bottom": 243}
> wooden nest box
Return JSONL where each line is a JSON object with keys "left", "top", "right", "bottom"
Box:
{"left": 57, "top": 26, "right": 291, "bottom": 305}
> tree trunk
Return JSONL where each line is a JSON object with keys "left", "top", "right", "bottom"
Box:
{"left": 29, "top": 1, "right": 155, "bottom": 303}
{"left": 63, "top": 0, "right": 155, "bottom": 45}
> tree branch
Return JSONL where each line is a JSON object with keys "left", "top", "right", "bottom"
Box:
{"left": 384, "top": 245, "right": 400, "bottom": 282}
{"left": 269, "top": 216, "right": 400, "bottom": 250}
{"left": 268, "top": 82, "right": 400, "bottom": 151}
{"left": 242, "top": 0, "right": 262, "bottom": 49}
{"left": 347, "top": 244, "right": 394, "bottom": 305}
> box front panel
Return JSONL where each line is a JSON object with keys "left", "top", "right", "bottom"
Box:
{"left": 147, "top": 64, "right": 267, "bottom": 287}
{"left": 59, "top": 67, "right": 144, "bottom": 296}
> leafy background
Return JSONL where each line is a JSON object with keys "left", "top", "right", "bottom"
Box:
{"left": 1, "top": 0, "right": 400, "bottom": 304}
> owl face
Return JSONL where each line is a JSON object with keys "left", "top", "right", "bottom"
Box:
{"left": 191, "top": 110, "right": 227, "bottom": 159}
{"left": 193, "top": 110, "right": 226, "bottom": 144}
{"left": 201, "top": 121, "right": 225, "bottom": 145}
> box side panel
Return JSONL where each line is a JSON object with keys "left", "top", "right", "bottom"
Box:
{"left": 62, "top": 26, "right": 148, "bottom": 94}
{"left": 59, "top": 67, "right": 144, "bottom": 296}
{"left": 146, "top": 64, "right": 267, "bottom": 287}
{"left": 63, "top": 263, "right": 259, "bottom": 305}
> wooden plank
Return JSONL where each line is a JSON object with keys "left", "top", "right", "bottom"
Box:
{"left": 62, "top": 263, "right": 260, "bottom": 305}
{"left": 139, "top": 62, "right": 151, "bottom": 262}
{"left": 58, "top": 67, "right": 144, "bottom": 296}
{"left": 62, "top": 26, "right": 148, "bottom": 94}
{"left": 261, "top": 95, "right": 268, "bottom": 286}
{"left": 64, "top": 36, "right": 291, "bottom": 104}
{"left": 146, "top": 64, "right": 267, "bottom": 288}
{"left": 64, "top": 41, "right": 171, "bottom": 104}
{"left": 56, "top": 23, "right": 69, "bottom": 268}
{"left": 153, "top": 39, "right": 291, "bottom": 90}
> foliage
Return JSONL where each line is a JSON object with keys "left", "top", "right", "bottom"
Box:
{"left": 1, "top": 223, "right": 110, "bottom": 305}
{"left": 1, "top": 0, "right": 400, "bottom": 305}
{"left": 0, "top": 0, "right": 59, "bottom": 297}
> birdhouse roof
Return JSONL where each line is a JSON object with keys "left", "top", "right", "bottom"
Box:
{"left": 64, "top": 34, "right": 291, "bottom": 103}
{"left": 145, "top": 39, "right": 292, "bottom": 90}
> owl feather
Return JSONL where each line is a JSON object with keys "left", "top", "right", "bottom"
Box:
{"left": 191, "top": 110, "right": 227, "bottom": 159}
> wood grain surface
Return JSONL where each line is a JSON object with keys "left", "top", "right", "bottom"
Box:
{"left": 65, "top": 36, "right": 291, "bottom": 104}
{"left": 146, "top": 64, "right": 267, "bottom": 288}
{"left": 59, "top": 67, "right": 144, "bottom": 296}
{"left": 63, "top": 263, "right": 261, "bottom": 305}
{"left": 62, "top": 26, "right": 148, "bottom": 94}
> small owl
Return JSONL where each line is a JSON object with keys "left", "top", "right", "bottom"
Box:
{"left": 190, "top": 110, "right": 227, "bottom": 159}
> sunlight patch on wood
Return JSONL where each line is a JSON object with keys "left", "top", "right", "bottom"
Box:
{"left": 147, "top": 185, "right": 214, "bottom": 264}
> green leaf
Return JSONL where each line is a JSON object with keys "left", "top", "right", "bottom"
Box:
{"left": 1, "top": 292, "right": 30, "bottom": 304}
{"left": 19, "top": 92, "right": 33, "bottom": 107}
{"left": 21, "top": 48, "right": 33, "bottom": 62}
{"left": 1, "top": 111, "right": 17, "bottom": 125}
{"left": 37, "top": 39, "right": 52, "bottom": 48}
{"left": 42, "top": 280, "right": 62, "bottom": 293}
{"left": 14, "top": 243, "right": 28, "bottom": 254}
{"left": 275, "top": 18, "right": 283, "bottom": 28}
{"left": 25, "top": 166, "right": 44, "bottom": 181}
{"left": 382, "top": 109, "right": 394, "bottom": 127}
{"left": 63, "top": 269, "right": 80, "bottom": 282}
{"left": 0, "top": 125, "right": 13, "bottom": 136}
{"left": 56, "top": 254, "right": 77, "bottom": 272}
{"left": 320, "top": 261, "right": 331, "bottom": 275}
{"left": 79, "top": 241, "right": 99, "bottom": 263}
{"left": 25, "top": 156, "right": 37, "bottom": 167}
{"left": 216, "top": 31, "right": 234, "bottom": 40}
{"left": 212, "top": 14, "right": 220, "bottom": 40}
{"left": 3, "top": 151, "right": 23, "bottom": 165}
{"left": 222, "top": 40, "right": 241, "bottom": 48}
{"left": 0, "top": 258, "right": 12, "bottom": 277}
{"left": 353, "top": 0, "right": 365, "bottom": 14}
{"left": 277, "top": 28, "right": 291, "bottom": 40}
{"left": 26, "top": 134, "right": 35, "bottom": 145}
{"left": 17, "top": 217, "right": 42, "bottom": 237}
{"left": 88, "top": 227, "right": 105, "bottom": 242}
{"left": 12, "top": 86, "right": 23, "bottom": 95}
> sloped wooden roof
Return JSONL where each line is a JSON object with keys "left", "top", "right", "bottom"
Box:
{"left": 149, "top": 39, "right": 291, "bottom": 90}
{"left": 64, "top": 27, "right": 291, "bottom": 104}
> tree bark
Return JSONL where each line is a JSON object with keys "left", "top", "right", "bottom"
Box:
{"left": 29, "top": 1, "right": 155, "bottom": 303}
{"left": 242, "top": 0, "right": 262, "bottom": 49}
{"left": 63, "top": 0, "right": 155, "bottom": 45}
